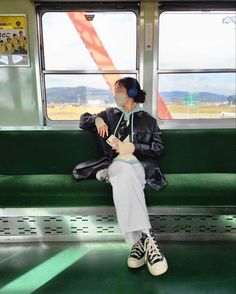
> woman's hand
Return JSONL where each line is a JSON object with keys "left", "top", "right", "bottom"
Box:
{"left": 111, "top": 137, "right": 120, "bottom": 153}
{"left": 97, "top": 124, "right": 109, "bottom": 137}
{"left": 112, "top": 140, "right": 135, "bottom": 155}
{"left": 95, "top": 117, "right": 109, "bottom": 138}
{"left": 118, "top": 141, "right": 135, "bottom": 155}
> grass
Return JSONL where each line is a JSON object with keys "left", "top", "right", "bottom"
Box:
{"left": 46, "top": 103, "right": 236, "bottom": 120}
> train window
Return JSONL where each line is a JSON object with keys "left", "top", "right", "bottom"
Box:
{"left": 158, "top": 73, "right": 235, "bottom": 119}
{"left": 158, "top": 11, "right": 236, "bottom": 120}
{"left": 45, "top": 74, "right": 135, "bottom": 121}
{"left": 40, "top": 10, "right": 137, "bottom": 122}
{"left": 42, "top": 12, "right": 136, "bottom": 71}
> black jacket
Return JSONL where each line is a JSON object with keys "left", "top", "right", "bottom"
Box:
{"left": 79, "top": 107, "right": 167, "bottom": 191}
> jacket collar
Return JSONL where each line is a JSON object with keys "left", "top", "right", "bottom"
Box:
{"left": 113, "top": 107, "right": 143, "bottom": 118}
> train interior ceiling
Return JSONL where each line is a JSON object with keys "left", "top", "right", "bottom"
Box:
{"left": 0, "top": 0, "right": 235, "bottom": 293}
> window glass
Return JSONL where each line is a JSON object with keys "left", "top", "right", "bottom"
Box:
{"left": 158, "top": 10, "right": 235, "bottom": 121}
{"left": 42, "top": 12, "right": 136, "bottom": 70}
{"left": 159, "top": 11, "right": 236, "bottom": 69}
{"left": 158, "top": 73, "right": 236, "bottom": 119}
{"left": 45, "top": 74, "right": 136, "bottom": 120}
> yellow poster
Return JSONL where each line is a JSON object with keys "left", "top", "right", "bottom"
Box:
{"left": 0, "top": 15, "right": 29, "bottom": 66}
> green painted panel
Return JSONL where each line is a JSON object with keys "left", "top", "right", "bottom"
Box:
{"left": 0, "top": 0, "right": 40, "bottom": 126}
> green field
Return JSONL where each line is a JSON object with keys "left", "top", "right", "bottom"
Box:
{"left": 47, "top": 103, "right": 236, "bottom": 120}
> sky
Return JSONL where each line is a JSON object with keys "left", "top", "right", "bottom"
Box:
{"left": 42, "top": 11, "right": 235, "bottom": 96}
{"left": 42, "top": 12, "right": 136, "bottom": 71}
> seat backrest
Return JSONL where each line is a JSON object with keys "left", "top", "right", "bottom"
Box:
{"left": 0, "top": 129, "right": 235, "bottom": 175}
{"left": 159, "top": 128, "right": 236, "bottom": 173}
{"left": 0, "top": 130, "right": 102, "bottom": 175}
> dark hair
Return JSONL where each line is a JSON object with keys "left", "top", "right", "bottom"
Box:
{"left": 115, "top": 77, "right": 146, "bottom": 103}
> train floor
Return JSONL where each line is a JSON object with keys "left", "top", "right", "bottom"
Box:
{"left": 0, "top": 240, "right": 235, "bottom": 294}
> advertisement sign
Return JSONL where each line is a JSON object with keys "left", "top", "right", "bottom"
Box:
{"left": 0, "top": 15, "right": 29, "bottom": 66}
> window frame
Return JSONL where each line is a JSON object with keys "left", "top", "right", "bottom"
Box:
{"left": 156, "top": 4, "right": 236, "bottom": 129}
{"left": 36, "top": 2, "right": 140, "bottom": 127}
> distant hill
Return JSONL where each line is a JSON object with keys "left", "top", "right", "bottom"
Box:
{"left": 160, "top": 91, "right": 229, "bottom": 104}
{"left": 46, "top": 86, "right": 232, "bottom": 104}
{"left": 46, "top": 86, "right": 114, "bottom": 104}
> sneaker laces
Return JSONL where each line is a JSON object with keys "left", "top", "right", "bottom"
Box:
{"left": 130, "top": 237, "right": 146, "bottom": 259}
{"left": 144, "top": 237, "right": 163, "bottom": 263}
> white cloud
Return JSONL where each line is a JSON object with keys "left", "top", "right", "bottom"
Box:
{"left": 159, "top": 73, "right": 235, "bottom": 96}
{"left": 159, "top": 12, "right": 235, "bottom": 69}
{"left": 42, "top": 12, "right": 136, "bottom": 70}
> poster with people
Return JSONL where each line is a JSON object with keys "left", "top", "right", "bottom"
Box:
{"left": 0, "top": 15, "right": 29, "bottom": 66}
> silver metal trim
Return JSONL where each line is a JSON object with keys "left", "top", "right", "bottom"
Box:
{"left": 158, "top": 69, "right": 236, "bottom": 74}
{"left": 136, "top": 3, "right": 141, "bottom": 74}
{"left": 32, "top": 0, "right": 155, "bottom": 2}
{"left": 157, "top": 118, "right": 236, "bottom": 129}
{"left": 36, "top": 4, "right": 47, "bottom": 125}
{"left": 43, "top": 70, "right": 139, "bottom": 74}
{"left": 138, "top": 2, "right": 144, "bottom": 91}
{"left": 151, "top": 2, "right": 159, "bottom": 118}
{"left": 1, "top": 206, "right": 235, "bottom": 217}
{"left": 1, "top": 208, "right": 235, "bottom": 243}
{"left": 1, "top": 234, "right": 235, "bottom": 243}
{"left": 0, "top": 235, "right": 123, "bottom": 243}
{"left": 0, "top": 121, "right": 235, "bottom": 130}
{"left": 0, "top": 126, "right": 82, "bottom": 130}
{"left": 35, "top": 10, "right": 44, "bottom": 126}
{"left": 32, "top": 1, "right": 236, "bottom": 2}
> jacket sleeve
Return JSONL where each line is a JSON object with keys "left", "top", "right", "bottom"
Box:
{"left": 79, "top": 110, "right": 107, "bottom": 132}
{"left": 133, "top": 123, "right": 164, "bottom": 158}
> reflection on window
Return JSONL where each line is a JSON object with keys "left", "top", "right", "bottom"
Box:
{"left": 42, "top": 12, "right": 136, "bottom": 70}
{"left": 45, "top": 74, "right": 135, "bottom": 120}
{"left": 0, "top": 55, "right": 26, "bottom": 65}
{"left": 158, "top": 73, "right": 236, "bottom": 119}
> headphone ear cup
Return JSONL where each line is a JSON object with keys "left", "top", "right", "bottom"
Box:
{"left": 128, "top": 79, "right": 138, "bottom": 98}
{"left": 128, "top": 88, "right": 138, "bottom": 98}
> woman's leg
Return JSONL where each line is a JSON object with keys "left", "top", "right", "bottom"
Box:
{"left": 108, "top": 161, "right": 151, "bottom": 245}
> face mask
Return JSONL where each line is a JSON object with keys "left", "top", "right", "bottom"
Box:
{"left": 115, "top": 92, "right": 128, "bottom": 106}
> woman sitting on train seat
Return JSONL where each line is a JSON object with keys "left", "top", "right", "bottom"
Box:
{"left": 79, "top": 77, "right": 168, "bottom": 276}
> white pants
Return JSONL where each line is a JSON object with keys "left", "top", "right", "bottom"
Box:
{"left": 107, "top": 160, "right": 152, "bottom": 245}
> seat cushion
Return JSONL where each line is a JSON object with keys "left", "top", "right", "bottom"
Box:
{"left": 0, "top": 174, "right": 113, "bottom": 208}
{"left": 0, "top": 173, "right": 235, "bottom": 208}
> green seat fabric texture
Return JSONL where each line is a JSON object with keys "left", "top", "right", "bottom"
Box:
{"left": 0, "top": 129, "right": 235, "bottom": 208}
{"left": 0, "top": 173, "right": 235, "bottom": 208}
{"left": 0, "top": 131, "right": 102, "bottom": 175}
{"left": 159, "top": 128, "right": 236, "bottom": 173}
{"left": 0, "top": 129, "right": 235, "bottom": 175}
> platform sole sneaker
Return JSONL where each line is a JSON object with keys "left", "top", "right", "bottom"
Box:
{"left": 127, "top": 233, "right": 147, "bottom": 268}
{"left": 144, "top": 236, "right": 168, "bottom": 276}
{"left": 128, "top": 255, "right": 146, "bottom": 268}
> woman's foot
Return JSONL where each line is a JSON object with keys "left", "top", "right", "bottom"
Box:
{"left": 144, "top": 231, "right": 168, "bottom": 276}
{"left": 127, "top": 233, "right": 147, "bottom": 268}
{"left": 96, "top": 168, "right": 109, "bottom": 183}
